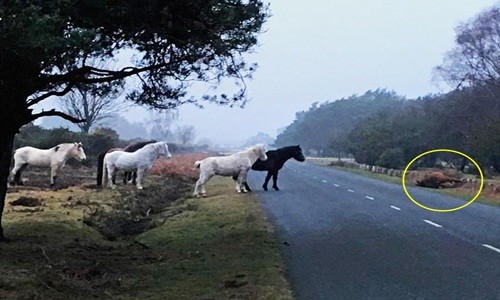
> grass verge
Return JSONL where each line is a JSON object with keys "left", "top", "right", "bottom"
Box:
{"left": 0, "top": 176, "right": 292, "bottom": 299}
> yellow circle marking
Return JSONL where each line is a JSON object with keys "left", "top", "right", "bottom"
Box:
{"left": 402, "top": 149, "right": 483, "bottom": 212}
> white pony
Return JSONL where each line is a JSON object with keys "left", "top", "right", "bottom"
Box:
{"left": 102, "top": 141, "right": 171, "bottom": 189}
{"left": 193, "top": 144, "right": 268, "bottom": 197}
{"left": 10, "top": 142, "right": 87, "bottom": 187}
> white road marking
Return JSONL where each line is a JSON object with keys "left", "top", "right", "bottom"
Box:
{"left": 333, "top": 184, "right": 340, "bottom": 187}
{"left": 482, "top": 244, "right": 500, "bottom": 254}
{"left": 322, "top": 180, "right": 328, "bottom": 183}
{"left": 348, "top": 189, "right": 355, "bottom": 193}
{"left": 423, "top": 220, "right": 442, "bottom": 228}
{"left": 365, "top": 196, "right": 375, "bottom": 200}
{"left": 390, "top": 205, "right": 401, "bottom": 211}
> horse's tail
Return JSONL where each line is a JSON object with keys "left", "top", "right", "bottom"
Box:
{"left": 96, "top": 151, "right": 107, "bottom": 186}
{"left": 194, "top": 160, "right": 202, "bottom": 169}
{"left": 101, "top": 153, "right": 109, "bottom": 187}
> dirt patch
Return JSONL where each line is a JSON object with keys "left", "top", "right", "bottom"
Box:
{"left": 83, "top": 175, "right": 192, "bottom": 240}
{"left": 10, "top": 196, "right": 43, "bottom": 207}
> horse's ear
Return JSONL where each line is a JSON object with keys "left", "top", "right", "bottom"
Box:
{"left": 54, "top": 146, "right": 60, "bottom": 152}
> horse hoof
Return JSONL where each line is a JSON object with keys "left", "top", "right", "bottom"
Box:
{"left": 202, "top": 194, "right": 207, "bottom": 198}
{"left": 242, "top": 190, "right": 247, "bottom": 193}
{"left": 263, "top": 187, "right": 268, "bottom": 191}
{"left": 273, "top": 187, "right": 280, "bottom": 191}
{"left": 137, "top": 186, "right": 144, "bottom": 190}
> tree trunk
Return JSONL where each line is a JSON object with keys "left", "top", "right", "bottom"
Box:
{"left": 0, "top": 131, "right": 16, "bottom": 241}
{"left": 0, "top": 92, "right": 32, "bottom": 241}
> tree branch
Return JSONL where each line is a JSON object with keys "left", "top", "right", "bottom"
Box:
{"left": 27, "top": 84, "right": 75, "bottom": 106}
{"left": 30, "top": 109, "right": 85, "bottom": 123}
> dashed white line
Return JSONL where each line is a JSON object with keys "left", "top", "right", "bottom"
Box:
{"left": 365, "top": 196, "right": 375, "bottom": 200}
{"left": 348, "top": 189, "right": 355, "bottom": 193}
{"left": 321, "top": 180, "right": 328, "bottom": 183}
{"left": 423, "top": 220, "right": 442, "bottom": 228}
{"left": 313, "top": 176, "right": 318, "bottom": 179}
{"left": 333, "top": 184, "right": 340, "bottom": 187}
{"left": 482, "top": 244, "right": 500, "bottom": 254}
{"left": 390, "top": 205, "right": 401, "bottom": 211}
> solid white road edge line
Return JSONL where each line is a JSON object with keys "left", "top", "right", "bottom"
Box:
{"left": 423, "top": 219, "right": 442, "bottom": 228}
{"left": 482, "top": 244, "right": 500, "bottom": 254}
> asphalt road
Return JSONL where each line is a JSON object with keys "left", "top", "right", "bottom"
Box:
{"left": 248, "top": 161, "right": 500, "bottom": 300}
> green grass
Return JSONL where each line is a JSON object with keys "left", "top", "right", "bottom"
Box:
{"left": 0, "top": 177, "right": 293, "bottom": 299}
{"left": 325, "top": 165, "right": 499, "bottom": 207}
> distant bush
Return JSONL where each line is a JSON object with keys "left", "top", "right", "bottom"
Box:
{"left": 14, "top": 124, "right": 122, "bottom": 165}
{"left": 376, "top": 148, "right": 405, "bottom": 169}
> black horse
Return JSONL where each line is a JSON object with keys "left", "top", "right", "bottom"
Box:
{"left": 234, "top": 145, "right": 305, "bottom": 191}
{"left": 96, "top": 140, "right": 157, "bottom": 186}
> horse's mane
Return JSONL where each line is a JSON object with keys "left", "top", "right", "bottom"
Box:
{"left": 52, "top": 143, "right": 77, "bottom": 153}
{"left": 124, "top": 140, "right": 157, "bottom": 152}
{"left": 277, "top": 145, "right": 301, "bottom": 153}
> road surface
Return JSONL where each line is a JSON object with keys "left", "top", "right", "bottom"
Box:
{"left": 248, "top": 161, "right": 500, "bottom": 299}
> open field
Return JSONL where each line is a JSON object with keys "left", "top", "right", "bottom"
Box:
{"left": 0, "top": 156, "right": 292, "bottom": 299}
{"left": 307, "top": 158, "right": 500, "bottom": 206}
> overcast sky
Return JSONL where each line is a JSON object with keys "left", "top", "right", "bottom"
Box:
{"left": 37, "top": 0, "right": 500, "bottom": 146}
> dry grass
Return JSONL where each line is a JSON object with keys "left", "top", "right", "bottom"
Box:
{"left": 150, "top": 153, "right": 212, "bottom": 180}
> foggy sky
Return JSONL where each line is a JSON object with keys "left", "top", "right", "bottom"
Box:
{"left": 160, "top": 0, "right": 500, "bottom": 145}
{"left": 37, "top": 0, "right": 500, "bottom": 146}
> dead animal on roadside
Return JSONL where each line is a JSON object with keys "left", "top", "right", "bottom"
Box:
{"left": 416, "top": 171, "right": 465, "bottom": 189}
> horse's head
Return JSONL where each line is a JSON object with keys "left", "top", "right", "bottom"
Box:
{"left": 292, "top": 145, "right": 305, "bottom": 162}
{"left": 71, "top": 142, "right": 87, "bottom": 161}
{"left": 157, "top": 142, "right": 172, "bottom": 159}
{"left": 253, "top": 144, "right": 268, "bottom": 161}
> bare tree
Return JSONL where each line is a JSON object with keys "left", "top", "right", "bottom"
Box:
{"left": 58, "top": 61, "right": 125, "bottom": 133}
{"left": 176, "top": 125, "right": 196, "bottom": 145}
{"left": 146, "top": 110, "right": 179, "bottom": 141}
{"left": 434, "top": 6, "right": 500, "bottom": 88}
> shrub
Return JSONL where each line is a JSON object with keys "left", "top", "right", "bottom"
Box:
{"left": 376, "top": 148, "right": 405, "bottom": 169}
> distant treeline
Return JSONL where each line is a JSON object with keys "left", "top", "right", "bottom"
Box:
{"left": 274, "top": 87, "right": 500, "bottom": 172}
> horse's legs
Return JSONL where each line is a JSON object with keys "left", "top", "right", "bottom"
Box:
{"left": 236, "top": 171, "right": 248, "bottom": 193}
{"left": 50, "top": 164, "right": 60, "bottom": 187}
{"left": 122, "top": 171, "right": 128, "bottom": 185}
{"left": 244, "top": 181, "right": 252, "bottom": 192}
{"left": 136, "top": 169, "right": 145, "bottom": 190}
{"left": 132, "top": 172, "right": 137, "bottom": 185}
{"left": 272, "top": 171, "right": 280, "bottom": 191}
{"left": 233, "top": 175, "right": 252, "bottom": 192}
{"left": 262, "top": 172, "right": 272, "bottom": 191}
{"left": 108, "top": 167, "right": 117, "bottom": 189}
{"left": 193, "top": 173, "right": 212, "bottom": 197}
{"left": 112, "top": 171, "right": 118, "bottom": 185}
{"left": 11, "top": 163, "right": 28, "bottom": 185}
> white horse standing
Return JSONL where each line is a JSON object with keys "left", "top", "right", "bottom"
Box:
{"left": 193, "top": 144, "right": 268, "bottom": 197}
{"left": 102, "top": 141, "right": 171, "bottom": 189}
{"left": 10, "top": 142, "right": 87, "bottom": 187}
